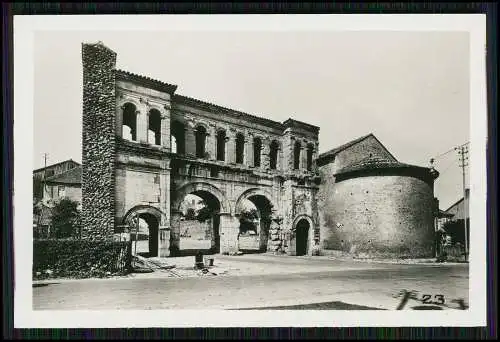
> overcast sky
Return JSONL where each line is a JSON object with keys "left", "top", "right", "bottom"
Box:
{"left": 33, "top": 30, "right": 470, "bottom": 209}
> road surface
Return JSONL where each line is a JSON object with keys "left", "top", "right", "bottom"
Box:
{"left": 33, "top": 256, "right": 468, "bottom": 311}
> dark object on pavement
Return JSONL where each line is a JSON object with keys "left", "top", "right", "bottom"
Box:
{"left": 205, "top": 257, "right": 215, "bottom": 267}
{"left": 195, "top": 251, "right": 204, "bottom": 269}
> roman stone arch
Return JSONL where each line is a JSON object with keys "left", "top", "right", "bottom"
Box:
{"left": 172, "top": 182, "right": 231, "bottom": 215}
{"left": 292, "top": 214, "right": 314, "bottom": 232}
{"left": 292, "top": 214, "right": 314, "bottom": 256}
{"left": 193, "top": 121, "right": 210, "bottom": 133}
{"left": 234, "top": 188, "right": 277, "bottom": 215}
{"left": 117, "top": 95, "right": 141, "bottom": 110}
{"left": 122, "top": 205, "right": 166, "bottom": 227}
{"left": 122, "top": 205, "right": 166, "bottom": 257}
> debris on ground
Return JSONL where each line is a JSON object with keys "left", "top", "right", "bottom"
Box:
{"left": 132, "top": 255, "right": 178, "bottom": 275}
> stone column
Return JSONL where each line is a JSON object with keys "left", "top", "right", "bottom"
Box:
{"left": 282, "top": 131, "right": 294, "bottom": 172}
{"left": 226, "top": 129, "right": 236, "bottom": 164}
{"left": 245, "top": 132, "right": 254, "bottom": 167}
{"left": 137, "top": 100, "right": 149, "bottom": 144}
{"left": 185, "top": 120, "right": 196, "bottom": 157}
{"left": 312, "top": 142, "right": 319, "bottom": 172}
{"left": 261, "top": 138, "right": 271, "bottom": 170}
{"left": 160, "top": 103, "right": 171, "bottom": 150}
{"left": 170, "top": 210, "right": 182, "bottom": 256}
{"left": 300, "top": 142, "right": 307, "bottom": 171}
{"left": 115, "top": 103, "right": 123, "bottom": 137}
{"left": 208, "top": 123, "right": 217, "bottom": 161}
{"left": 219, "top": 214, "right": 240, "bottom": 254}
{"left": 277, "top": 145, "right": 283, "bottom": 171}
{"left": 158, "top": 164, "right": 171, "bottom": 257}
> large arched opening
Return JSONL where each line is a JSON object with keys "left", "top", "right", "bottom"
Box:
{"left": 236, "top": 190, "right": 274, "bottom": 253}
{"left": 171, "top": 183, "right": 229, "bottom": 256}
{"left": 123, "top": 206, "right": 163, "bottom": 258}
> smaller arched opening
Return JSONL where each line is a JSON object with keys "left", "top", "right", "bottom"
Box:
{"left": 195, "top": 125, "right": 207, "bottom": 158}
{"left": 216, "top": 130, "right": 226, "bottom": 161}
{"left": 235, "top": 133, "right": 245, "bottom": 164}
{"left": 269, "top": 140, "right": 279, "bottom": 170}
{"left": 171, "top": 120, "right": 185, "bottom": 155}
{"left": 306, "top": 143, "right": 314, "bottom": 171}
{"left": 295, "top": 218, "right": 310, "bottom": 256}
{"left": 122, "top": 103, "right": 137, "bottom": 142}
{"left": 148, "top": 109, "right": 162, "bottom": 146}
{"left": 253, "top": 137, "right": 262, "bottom": 167}
{"left": 124, "top": 207, "right": 162, "bottom": 258}
{"left": 293, "top": 141, "right": 301, "bottom": 170}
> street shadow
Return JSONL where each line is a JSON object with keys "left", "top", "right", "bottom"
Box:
{"left": 229, "top": 301, "right": 386, "bottom": 310}
{"left": 33, "top": 282, "right": 60, "bottom": 288}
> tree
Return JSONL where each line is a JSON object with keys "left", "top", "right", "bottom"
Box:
{"left": 239, "top": 208, "right": 259, "bottom": 234}
{"left": 185, "top": 208, "right": 196, "bottom": 220}
{"left": 196, "top": 206, "right": 216, "bottom": 222}
{"left": 33, "top": 177, "right": 43, "bottom": 201}
{"left": 442, "top": 219, "right": 470, "bottom": 245}
{"left": 51, "top": 198, "right": 81, "bottom": 239}
{"left": 240, "top": 208, "right": 259, "bottom": 223}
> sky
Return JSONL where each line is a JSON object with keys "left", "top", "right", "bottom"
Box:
{"left": 33, "top": 30, "right": 470, "bottom": 209}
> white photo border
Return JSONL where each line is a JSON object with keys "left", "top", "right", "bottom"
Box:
{"left": 14, "top": 14, "right": 487, "bottom": 328}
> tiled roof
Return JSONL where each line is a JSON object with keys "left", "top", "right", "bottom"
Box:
{"left": 319, "top": 134, "right": 374, "bottom": 160}
{"left": 335, "top": 157, "right": 439, "bottom": 179}
{"left": 45, "top": 166, "right": 82, "bottom": 185}
{"left": 174, "top": 94, "right": 285, "bottom": 130}
{"left": 116, "top": 69, "right": 320, "bottom": 133}
{"left": 33, "top": 159, "right": 80, "bottom": 173}
{"left": 115, "top": 69, "right": 178, "bottom": 94}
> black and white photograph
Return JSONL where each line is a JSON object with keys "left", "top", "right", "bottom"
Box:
{"left": 14, "top": 14, "right": 487, "bottom": 328}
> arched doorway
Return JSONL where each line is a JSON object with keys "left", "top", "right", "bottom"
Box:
{"left": 235, "top": 190, "right": 274, "bottom": 253}
{"left": 172, "top": 184, "right": 228, "bottom": 256}
{"left": 295, "top": 218, "right": 310, "bottom": 256}
{"left": 123, "top": 206, "right": 163, "bottom": 258}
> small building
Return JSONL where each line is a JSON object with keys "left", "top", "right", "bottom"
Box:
{"left": 445, "top": 188, "right": 470, "bottom": 221}
{"left": 33, "top": 159, "right": 80, "bottom": 201}
{"left": 317, "top": 133, "right": 439, "bottom": 258}
{"left": 43, "top": 166, "right": 82, "bottom": 206}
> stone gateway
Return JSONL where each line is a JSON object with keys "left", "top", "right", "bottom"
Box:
{"left": 81, "top": 42, "right": 439, "bottom": 259}
{"left": 81, "top": 42, "right": 321, "bottom": 257}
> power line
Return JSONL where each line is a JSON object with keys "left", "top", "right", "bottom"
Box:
{"left": 430, "top": 141, "right": 470, "bottom": 164}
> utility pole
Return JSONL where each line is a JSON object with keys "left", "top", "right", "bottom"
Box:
{"left": 456, "top": 143, "right": 469, "bottom": 262}
{"left": 36, "top": 153, "right": 48, "bottom": 228}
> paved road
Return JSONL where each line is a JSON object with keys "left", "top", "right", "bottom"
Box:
{"left": 33, "top": 257, "right": 468, "bottom": 311}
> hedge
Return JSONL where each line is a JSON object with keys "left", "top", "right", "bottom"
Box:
{"left": 33, "top": 239, "right": 132, "bottom": 280}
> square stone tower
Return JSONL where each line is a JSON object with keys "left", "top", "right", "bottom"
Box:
{"left": 81, "top": 42, "right": 117, "bottom": 240}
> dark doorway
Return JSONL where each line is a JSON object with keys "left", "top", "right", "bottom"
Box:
{"left": 295, "top": 219, "right": 310, "bottom": 256}
{"left": 131, "top": 212, "right": 160, "bottom": 258}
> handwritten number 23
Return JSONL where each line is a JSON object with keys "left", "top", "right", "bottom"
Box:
{"left": 422, "top": 294, "right": 445, "bottom": 305}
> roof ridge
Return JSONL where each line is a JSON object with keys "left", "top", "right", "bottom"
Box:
{"left": 174, "top": 94, "right": 285, "bottom": 129}
{"left": 45, "top": 165, "right": 82, "bottom": 183}
{"left": 33, "top": 159, "right": 81, "bottom": 173}
{"left": 319, "top": 133, "right": 374, "bottom": 159}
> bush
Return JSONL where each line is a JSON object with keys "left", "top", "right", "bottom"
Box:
{"left": 33, "top": 239, "right": 132, "bottom": 280}
{"left": 51, "top": 198, "right": 81, "bottom": 238}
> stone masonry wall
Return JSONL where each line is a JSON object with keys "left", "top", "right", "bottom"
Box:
{"left": 332, "top": 135, "right": 397, "bottom": 173}
{"left": 320, "top": 174, "right": 436, "bottom": 258}
{"left": 81, "top": 42, "right": 117, "bottom": 240}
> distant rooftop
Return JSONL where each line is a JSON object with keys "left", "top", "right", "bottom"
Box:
{"left": 33, "top": 159, "right": 80, "bottom": 173}
{"left": 45, "top": 166, "right": 82, "bottom": 185}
